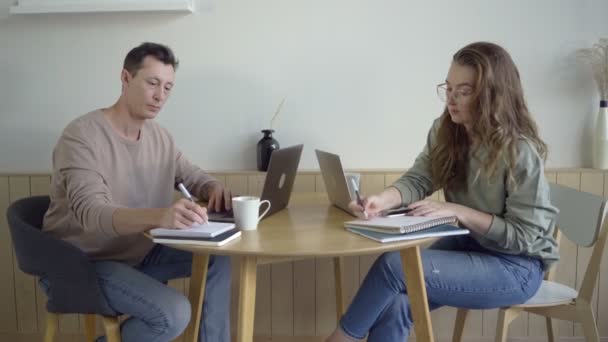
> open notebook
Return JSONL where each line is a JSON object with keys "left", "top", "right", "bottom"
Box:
{"left": 344, "top": 215, "right": 458, "bottom": 234}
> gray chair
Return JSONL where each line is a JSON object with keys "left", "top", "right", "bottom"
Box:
{"left": 452, "top": 183, "right": 607, "bottom": 342}
{"left": 6, "top": 195, "right": 121, "bottom": 342}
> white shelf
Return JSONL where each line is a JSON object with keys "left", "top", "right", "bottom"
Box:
{"left": 10, "top": 0, "right": 194, "bottom": 14}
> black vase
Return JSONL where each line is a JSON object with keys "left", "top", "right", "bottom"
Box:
{"left": 257, "top": 129, "right": 279, "bottom": 171}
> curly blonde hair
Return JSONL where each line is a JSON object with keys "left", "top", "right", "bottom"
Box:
{"left": 430, "top": 42, "right": 547, "bottom": 191}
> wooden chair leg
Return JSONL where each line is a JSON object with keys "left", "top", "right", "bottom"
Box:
{"left": 546, "top": 317, "right": 556, "bottom": 342}
{"left": 495, "top": 308, "right": 521, "bottom": 342}
{"left": 84, "top": 314, "right": 97, "bottom": 342}
{"left": 452, "top": 308, "right": 469, "bottom": 342}
{"left": 44, "top": 312, "right": 59, "bottom": 342}
{"left": 577, "top": 304, "right": 600, "bottom": 342}
{"left": 102, "top": 316, "right": 121, "bottom": 342}
{"left": 333, "top": 256, "right": 345, "bottom": 321}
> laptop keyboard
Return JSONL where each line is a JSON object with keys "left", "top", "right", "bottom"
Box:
{"left": 209, "top": 208, "right": 234, "bottom": 219}
{"left": 211, "top": 208, "right": 234, "bottom": 217}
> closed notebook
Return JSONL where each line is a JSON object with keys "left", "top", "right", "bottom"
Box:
{"left": 152, "top": 228, "right": 242, "bottom": 247}
{"left": 344, "top": 215, "right": 458, "bottom": 234}
{"left": 150, "top": 221, "right": 235, "bottom": 238}
{"left": 347, "top": 225, "right": 469, "bottom": 243}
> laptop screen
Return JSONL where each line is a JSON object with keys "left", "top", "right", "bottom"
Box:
{"left": 208, "top": 144, "right": 303, "bottom": 222}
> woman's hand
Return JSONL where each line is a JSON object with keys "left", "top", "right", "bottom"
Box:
{"left": 408, "top": 199, "right": 494, "bottom": 234}
{"left": 348, "top": 195, "right": 390, "bottom": 219}
{"left": 348, "top": 187, "right": 403, "bottom": 219}
{"left": 407, "top": 199, "right": 463, "bottom": 218}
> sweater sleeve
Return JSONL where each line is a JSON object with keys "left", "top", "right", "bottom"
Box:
{"left": 175, "top": 148, "right": 219, "bottom": 201}
{"left": 391, "top": 120, "right": 437, "bottom": 205}
{"left": 54, "top": 123, "right": 122, "bottom": 238}
{"left": 483, "top": 140, "right": 558, "bottom": 253}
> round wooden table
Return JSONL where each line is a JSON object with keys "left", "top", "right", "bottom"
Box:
{"left": 169, "top": 193, "right": 437, "bottom": 342}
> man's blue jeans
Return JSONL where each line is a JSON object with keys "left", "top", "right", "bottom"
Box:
{"left": 340, "top": 231, "right": 544, "bottom": 342}
{"left": 41, "top": 244, "right": 231, "bottom": 342}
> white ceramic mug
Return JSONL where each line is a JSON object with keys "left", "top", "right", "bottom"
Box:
{"left": 232, "top": 196, "right": 271, "bottom": 231}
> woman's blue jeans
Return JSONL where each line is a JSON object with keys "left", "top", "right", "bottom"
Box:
{"left": 41, "top": 244, "right": 231, "bottom": 342}
{"left": 339, "top": 231, "right": 544, "bottom": 342}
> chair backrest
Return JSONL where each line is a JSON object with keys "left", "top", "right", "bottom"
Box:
{"left": 549, "top": 183, "right": 608, "bottom": 302}
{"left": 7, "top": 196, "right": 51, "bottom": 275}
{"left": 6, "top": 196, "right": 116, "bottom": 316}
{"left": 550, "top": 183, "right": 606, "bottom": 247}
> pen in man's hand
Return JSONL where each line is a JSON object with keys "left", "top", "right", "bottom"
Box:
{"left": 177, "top": 181, "right": 208, "bottom": 224}
{"left": 177, "top": 182, "right": 194, "bottom": 202}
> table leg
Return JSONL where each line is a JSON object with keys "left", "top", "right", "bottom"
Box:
{"left": 184, "top": 253, "right": 209, "bottom": 342}
{"left": 333, "top": 256, "right": 345, "bottom": 321}
{"left": 401, "top": 246, "right": 434, "bottom": 342}
{"left": 237, "top": 255, "right": 258, "bottom": 342}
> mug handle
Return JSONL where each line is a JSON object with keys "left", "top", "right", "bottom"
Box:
{"left": 258, "top": 200, "right": 271, "bottom": 220}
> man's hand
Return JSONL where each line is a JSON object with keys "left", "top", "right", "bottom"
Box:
{"left": 205, "top": 182, "right": 233, "bottom": 212}
{"left": 161, "top": 198, "right": 208, "bottom": 229}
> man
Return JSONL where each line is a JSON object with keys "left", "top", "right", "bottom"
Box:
{"left": 43, "top": 42, "right": 232, "bottom": 342}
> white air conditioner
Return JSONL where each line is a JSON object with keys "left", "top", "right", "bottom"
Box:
{"left": 10, "top": 0, "right": 195, "bottom": 14}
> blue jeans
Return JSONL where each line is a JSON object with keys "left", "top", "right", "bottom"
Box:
{"left": 41, "top": 244, "right": 231, "bottom": 342}
{"left": 340, "top": 231, "right": 544, "bottom": 342}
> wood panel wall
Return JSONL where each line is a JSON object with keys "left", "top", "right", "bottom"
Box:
{"left": 0, "top": 169, "right": 606, "bottom": 341}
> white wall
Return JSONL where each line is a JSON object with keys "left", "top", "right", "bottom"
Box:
{"left": 1, "top": 0, "right": 606, "bottom": 172}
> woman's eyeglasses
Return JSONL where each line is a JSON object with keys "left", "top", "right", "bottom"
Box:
{"left": 436, "top": 83, "right": 473, "bottom": 102}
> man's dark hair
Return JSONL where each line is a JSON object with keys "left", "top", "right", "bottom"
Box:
{"left": 123, "top": 42, "right": 179, "bottom": 76}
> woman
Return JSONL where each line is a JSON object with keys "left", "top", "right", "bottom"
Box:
{"left": 325, "top": 42, "right": 559, "bottom": 342}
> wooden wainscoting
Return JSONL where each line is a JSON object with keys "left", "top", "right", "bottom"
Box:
{"left": 0, "top": 169, "right": 607, "bottom": 342}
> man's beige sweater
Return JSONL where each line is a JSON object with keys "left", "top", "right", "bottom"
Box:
{"left": 43, "top": 110, "right": 217, "bottom": 265}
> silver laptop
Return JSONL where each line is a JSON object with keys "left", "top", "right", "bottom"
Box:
{"left": 208, "top": 144, "right": 304, "bottom": 222}
{"left": 315, "top": 149, "right": 357, "bottom": 216}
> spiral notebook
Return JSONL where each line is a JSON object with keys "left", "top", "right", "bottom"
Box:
{"left": 344, "top": 215, "right": 458, "bottom": 234}
{"left": 346, "top": 225, "right": 468, "bottom": 243}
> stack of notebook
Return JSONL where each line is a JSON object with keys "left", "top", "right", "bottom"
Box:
{"left": 344, "top": 215, "right": 468, "bottom": 243}
{"left": 149, "top": 222, "right": 241, "bottom": 246}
